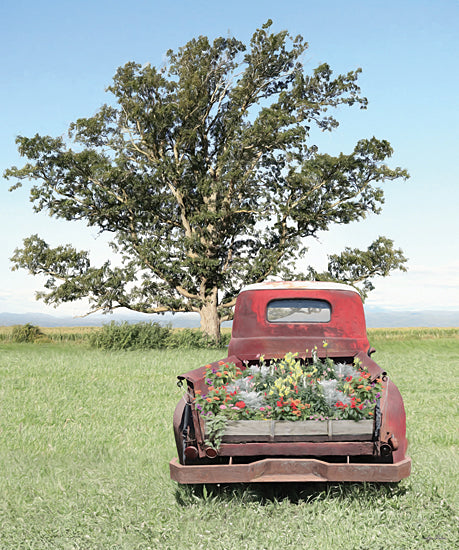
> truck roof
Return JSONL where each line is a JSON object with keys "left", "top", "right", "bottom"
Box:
{"left": 240, "top": 281, "right": 360, "bottom": 295}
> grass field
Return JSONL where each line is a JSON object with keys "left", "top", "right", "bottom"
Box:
{"left": 0, "top": 330, "right": 457, "bottom": 549}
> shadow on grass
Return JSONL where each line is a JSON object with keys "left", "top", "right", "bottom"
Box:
{"left": 175, "top": 480, "right": 408, "bottom": 506}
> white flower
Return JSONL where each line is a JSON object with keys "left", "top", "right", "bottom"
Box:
{"left": 333, "top": 362, "right": 359, "bottom": 379}
{"left": 318, "top": 379, "right": 349, "bottom": 407}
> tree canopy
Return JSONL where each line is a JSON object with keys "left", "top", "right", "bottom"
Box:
{"left": 5, "top": 20, "right": 408, "bottom": 341}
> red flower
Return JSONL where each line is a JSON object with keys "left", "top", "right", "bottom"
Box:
{"left": 235, "top": 401, "right": 246, "bottom": 409}
{"left": 346, "top": 376, "right": 352, "bottom": 382}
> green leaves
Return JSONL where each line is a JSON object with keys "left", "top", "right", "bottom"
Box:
{"left": 325, "top": 237, "right": 408, "bottom": 298}
{"left": 4, "top": 21, "right": 409, "bottom": 337}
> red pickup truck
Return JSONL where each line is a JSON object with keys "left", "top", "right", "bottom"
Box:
{"left": 170, "top": 281, "right": 411, "bottom": 484}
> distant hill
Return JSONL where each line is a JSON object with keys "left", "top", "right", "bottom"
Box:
{"left": 0, "top": 310, "right": 201, "bottom": 328}
{"left": 363, "top": 307, "right": 459, "bottom": 328}
{"left": 0, "top": 307, "right": 458, "bottom": 328}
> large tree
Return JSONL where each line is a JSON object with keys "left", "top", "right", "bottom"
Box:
{"left": 5, "top": 21, "right": 408, "bottom": 341}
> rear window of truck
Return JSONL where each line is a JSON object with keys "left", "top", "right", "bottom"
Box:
{"left": 267, "top": 299, "right": 331, "bottom": 323}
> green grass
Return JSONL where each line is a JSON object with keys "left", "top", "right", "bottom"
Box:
{"left": 0, "top": 334, "right": 457, "bottom": 549}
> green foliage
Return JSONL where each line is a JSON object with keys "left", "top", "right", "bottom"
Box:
{"left": 5, "top": 20, "right": 409, "bottom": 341}
{"left": 203, "top": 414, "right": 229, "bottom": 449}
{"left": 166, "top": 328, "right": 231, "bottom": 349}
{"left": 89, "top": 322, "right": 231, "bottom": 350}
{"left": 89, "top": 321, "right": 171, "bottom": 350}
{"left": 11, "top": 323, "right": 46, "bottom": 343}
{"left": 308, "top": 236, "right": 407, "bottom": 298}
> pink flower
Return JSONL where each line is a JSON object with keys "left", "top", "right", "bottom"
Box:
{"left": 219, "top": 404, "right": 227, "bottom": 410}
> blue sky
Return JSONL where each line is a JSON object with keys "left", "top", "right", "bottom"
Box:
{"left": 0, "top": 0, "right": 458, "bottom": 316}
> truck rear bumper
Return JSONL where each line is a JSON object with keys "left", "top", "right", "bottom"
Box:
{"left": 170, "top": 456, "right": 411, "bottom": 484}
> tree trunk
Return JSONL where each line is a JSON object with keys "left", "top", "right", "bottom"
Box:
{"left": 199, "top": 289, "right": 221, "bottom": 343}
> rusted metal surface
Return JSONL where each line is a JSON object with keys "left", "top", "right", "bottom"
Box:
{"left": 177, "top": 355, "right": 243, "bottom": 389}
{"left": 215, "top": 441, "right": 375, "bottom": 457}
{"left": 355, "top": 351, "right": 409, "bottom": 463}
{"left": 229, "top": 286, "right": 370, "bottom": 360}
{"left": 170, "top": 457, "right": 412, "bottom": 484}
{"left": 171, "top": 282, "right": 411, "bottom": 483}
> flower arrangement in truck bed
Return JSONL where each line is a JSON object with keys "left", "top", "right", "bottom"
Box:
{"left": 194, "top": 348, "right": 383, "bottom": 426}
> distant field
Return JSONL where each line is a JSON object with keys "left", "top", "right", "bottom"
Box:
{"left": 0, "top": 325, "right": 97, "bottom": 343}
{"left": 0, "top": 333, "right": 457, "bottom": 548}
{"left": 0, "top": 325, "right": 457, "bottom": 343}
{"left": 368, "top": 327, "right": 459, "bottom": 340}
